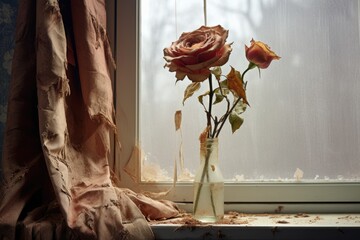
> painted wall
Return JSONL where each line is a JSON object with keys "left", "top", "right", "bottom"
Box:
{"left": 0, "top": 0, "right": 18, "bottom": 176}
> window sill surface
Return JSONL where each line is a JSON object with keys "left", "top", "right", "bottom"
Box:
{"left": 150, "top": 213, "right": 360, "bottom": 240}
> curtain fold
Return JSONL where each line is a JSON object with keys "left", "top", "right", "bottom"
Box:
{"left": 0, "top": 0, "right": 178, "bottom": 239}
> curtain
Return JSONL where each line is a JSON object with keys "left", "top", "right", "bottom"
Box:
{"left": 0, "top": 0, "right": 178, "bottom": 239}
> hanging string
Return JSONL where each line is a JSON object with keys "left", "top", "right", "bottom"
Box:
{"left": 174, "top": 0, "right": 178, "bottom": 37}
{"left": 203, "top": 0, "right": 207, "bottom": 26}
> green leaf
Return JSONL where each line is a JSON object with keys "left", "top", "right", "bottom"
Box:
{"left": 212, "top": 88, "right": 225, "bottom": 104}
{"left": 229, "top": 113, "right": 244, "bottom": 133}
{"left": 228, "top": 99, "right": 247, "bottom": 133}
{"left": 213, "top": 91, "right": 224, "bottom": 104}
{"left": 211, "top": 67, "right": 222, "bottom": 80}
{"left": 198, "top": 91, "right": 210, "bottom": 105}
{"left": 213, "top": 81, "right": 230, "bottom": 105}
{"left": 220, "top": 80, "right": 228, "bottom": 89}
{"left": 183, "top": 82, "right": 201, "bottom": 105}
{"left": 233, "top": 98, "right": 247, "bottom": 115}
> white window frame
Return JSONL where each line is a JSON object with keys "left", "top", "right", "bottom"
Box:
{"left": 113, "top": 0, "right": 360, "bottom": 213}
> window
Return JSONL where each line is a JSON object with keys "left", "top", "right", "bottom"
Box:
{"left": 114, "top": 0, "right": 360, "bottom": 211}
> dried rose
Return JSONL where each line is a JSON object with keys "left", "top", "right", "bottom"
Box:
{"left": 163, "top": 25, "right": 232, "bottom": 82}
{"left": 245, "top": 39, "right": 280, "bottom": 69}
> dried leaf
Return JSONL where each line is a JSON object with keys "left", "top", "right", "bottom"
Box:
{"left": 227, "top": 67, "right": 249, "bottom": 105}
{"left": 174, "top": 110, "right": 182, "bottom": 131}
{"left": 199, "top": 126, "right": 211, "bottom": 143}
{"left": 183, "top": 82, "right": 201, "bottom": 105}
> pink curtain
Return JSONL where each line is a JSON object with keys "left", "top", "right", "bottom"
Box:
{"left": 0, "top": 0, "right": 178, "bottom": 239}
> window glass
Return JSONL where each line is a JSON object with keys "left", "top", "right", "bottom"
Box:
{"left": 139, "top": 0, "right": 360, "bottom": 182}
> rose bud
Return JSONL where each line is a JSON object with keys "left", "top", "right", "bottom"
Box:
{"left": 245, "top": 39, "right": 280, "bottom": 69}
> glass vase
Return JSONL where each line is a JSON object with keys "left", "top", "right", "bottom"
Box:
{"left": 193, "top": 138, "right": 224, "bottom": 222}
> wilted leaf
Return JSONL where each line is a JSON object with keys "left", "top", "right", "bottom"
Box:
{"left": 211, "top": 67, "right": 222, "bottom": 80}
{"left": 226, "top": 67, "right": 249, "bottom": 105}
{"left": 174, "top": 110, "right": 182, "bottom": 131}
{"left": 229, "top": 113, "right": 244, "bottom": 133}
{"left": 183, "top": 82, "right": 201, "bottom": 105}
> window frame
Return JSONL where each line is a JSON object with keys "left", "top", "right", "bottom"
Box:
{"left": 113, "top": 0, "right": 360, "bottom": 213}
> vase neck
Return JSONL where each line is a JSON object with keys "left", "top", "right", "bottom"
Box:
{"left": 200, "top": 138, "right": 219, "bottom": 164}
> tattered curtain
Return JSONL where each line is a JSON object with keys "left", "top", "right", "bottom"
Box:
{"left": 0, "top": 0, "right": 178, "bottom": 239}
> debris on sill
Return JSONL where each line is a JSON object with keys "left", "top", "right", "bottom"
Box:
{"left": 142, "top": 161, "right": 172, "bottom": 182}
{"left": 150, "top": 211, "right": 360, "bottom": 227}
{"left": 293, "top": 168, "right": 304, "bottom": 181}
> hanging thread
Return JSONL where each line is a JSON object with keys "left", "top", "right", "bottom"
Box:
{"left": 174, "top": 0, "right": 178, "bottom": 37}
{"left": 203, "top": 0, "right": 207, "bottom": 26}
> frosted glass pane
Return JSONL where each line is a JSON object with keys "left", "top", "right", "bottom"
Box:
{"left": 139, "top": 0, "right": 360, "bottom": 181}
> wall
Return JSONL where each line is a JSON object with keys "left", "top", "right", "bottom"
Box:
{"left": 0, "top": 0, "right": 18, "bottom": 176}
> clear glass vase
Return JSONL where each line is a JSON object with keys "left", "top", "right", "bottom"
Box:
{"left": 193, "top": 138, "right": 224, "bottom": 222}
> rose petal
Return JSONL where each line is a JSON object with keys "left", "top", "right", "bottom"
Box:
{"left": 210, "top": 44, "right": 232, "bottom": 67}
{"left": 186, "top": 72, "right": 210, "bottom": 82}
{"left": 175, "top": 71, "right": 187, "bottom": 81}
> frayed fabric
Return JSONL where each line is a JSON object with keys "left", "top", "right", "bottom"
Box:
{"left": 0, "top": 0, "right": 178, "bottom": 239}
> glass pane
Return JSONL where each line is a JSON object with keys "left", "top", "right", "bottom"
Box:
{"left": 139, "top": 0, "right": 360, "bottom": 182}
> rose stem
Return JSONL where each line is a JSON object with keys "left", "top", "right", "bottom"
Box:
{"left": 205, "top": 160, "right": 217, "bottom": 217}
{"left": 207, "top": 74, "right": 214, "bottom": 138}
{"left": 193, "top": 143, "right": 217, "bottom": 218}
{"left": 206, "top": 74, "right": 218, "bottom": 217}
{"left": 194, "top": 74, "right": 217, "bottom": 218}
{"left": 206, "top": 74, "right": 217, "bottom": 216}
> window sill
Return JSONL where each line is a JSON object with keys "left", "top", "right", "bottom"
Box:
{"left": 150, "top": 213, "right": 360, "bottom": 240}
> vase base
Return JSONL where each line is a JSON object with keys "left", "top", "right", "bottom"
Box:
{"left": 193, "top": 215, "right": 221, "bottom": 223}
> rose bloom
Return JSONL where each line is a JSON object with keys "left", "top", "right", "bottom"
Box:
{"left": 163, "top": 25, "right": 232, "bottom": 82}
{"left": 245, "top": 39, "right": 280, "bottom": 69}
